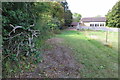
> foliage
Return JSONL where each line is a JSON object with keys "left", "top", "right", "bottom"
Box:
{"left": 61, "top": 1, "right": 73, "bottom": 27}
{"left": 61, "top": 1, "right": 68, "bottom": 12}
{"left": 106, "top": 1, "right": 120, "bottom": 28}
{"left": 64, "top": 10, "right": 73, "bottom": 27}
{"left": 73, "top": 13, "right": 82, "bottom": 22}
{"left": 2, "top": 2, "right": 72, "bottom": 78}
{"left": 2, "top": 2, "right": 40, "bottom": 78}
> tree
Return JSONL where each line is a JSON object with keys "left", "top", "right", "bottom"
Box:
{"left": 64, "top": 10, "right": 73, "bottom": 26}
{"left": 106, "top": 1, "right": 120, "bottom": 28}
{"left": 73, "top": 13, "right": 81, "bottom": 22}
{"left": 61, "top": 1, "right": 73, "bottom": 27}
{"left": 61, "top": 1, "right": 68, "bottom": 12}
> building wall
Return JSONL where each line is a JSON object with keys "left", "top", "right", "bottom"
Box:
{"left": 82, "top": 22, "right": 106, "bottom": 27}
{"left": 83, "top": 22, "right": 90, "bottom": 26}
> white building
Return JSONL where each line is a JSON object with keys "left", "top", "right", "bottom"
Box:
{"left": 81, "top": 17, "right": 106, "bottom": 27}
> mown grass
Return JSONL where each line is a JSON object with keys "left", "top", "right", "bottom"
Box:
{"left": 56, "top": 30, "right": 118, "bottom": 78}
{"left": 82, "top": 30, "right": 118, "bottom": 51}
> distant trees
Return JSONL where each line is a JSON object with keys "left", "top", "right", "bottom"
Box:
{"left": 73, "top": 13, "right": 81, "bottom": 22}
{"left": 106, "top": 1, "right": 120, "bottom": 28}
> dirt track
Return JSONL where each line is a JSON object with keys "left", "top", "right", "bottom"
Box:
{"left": 20, "top": 38, "right": 81, "bottom": 78}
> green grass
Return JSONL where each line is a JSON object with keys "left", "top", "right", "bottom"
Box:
{"left": 56, "top": 30, "right": 118, "bottom": 78}
{"left": 82, "top": 30, "right": 118, "bottom": 51}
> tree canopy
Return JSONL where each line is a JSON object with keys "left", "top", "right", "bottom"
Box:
{"left": 64, "top": 10, "right": 73, "bottom": 26}
{"left": 61, "top": 1, "right": 73, "bottom": 27}
{"left": 106, "top": 1, "right": 120, "bottom": 28}
{"left": 73, "top": 13, "right": 81, "bottom": 22}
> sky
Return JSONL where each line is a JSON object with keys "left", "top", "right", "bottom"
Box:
{"left": 66, "top": 0, "right": 118, "bottom": 17}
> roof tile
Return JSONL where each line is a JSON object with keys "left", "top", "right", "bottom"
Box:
{"left": 81, "top": 17, "right": 106, "bottom": 22}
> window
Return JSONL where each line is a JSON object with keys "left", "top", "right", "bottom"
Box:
{"left": 100, "top": 24, "right": 104, "bottom": 26}
{"left": 97, "top": 24, "right": 99, "bottom": 26}
{"left": 90, "top": 24, "right": 94, "bottom": 26}
{"left": 95, "top": 24, "right": 97, "bottom": 26}
{"left": 90, "top": 24, "right": 92, "bottom": 26}
{"left": 95, "top": 24, "right": 99, "bottom": 27}
{"left": 102, "top": 24, "right": 104, "bottom": 26}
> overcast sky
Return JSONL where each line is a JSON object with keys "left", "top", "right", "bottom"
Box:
{"left": 66, "top": 0, "right": 118, "bottom": 17}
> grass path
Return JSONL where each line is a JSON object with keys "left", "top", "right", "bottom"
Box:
{"left": 56, "top": 30, "right": 118, "bottom": 78}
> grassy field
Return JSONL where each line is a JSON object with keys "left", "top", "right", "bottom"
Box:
{"left": 56, "top": 30, "right": 118, "bottom": 78}
{"left": 82, "top": 30, "right": 118, "bottom": 51}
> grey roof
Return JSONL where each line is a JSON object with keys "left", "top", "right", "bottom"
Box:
{"left": 81, "top": 17, "right": 106, "bottom": 22}
{"left": 71, "top": 22, "right": 79, "bottom": 26}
